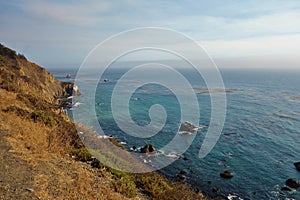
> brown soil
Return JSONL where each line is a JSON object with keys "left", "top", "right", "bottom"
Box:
{"left": 0, "top": 130, "right": 37, "bottom": 200}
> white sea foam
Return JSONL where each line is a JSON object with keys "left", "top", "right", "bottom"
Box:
{"left": 73, "top": 102, "right": 83, "bottom": 107}
{"left": 165, "top": 152, "right": 180, "bottom": 159}
{"left": 227, "top": 193, "right": 243, "bottom": 200}
{"left": 158, "top": 150, "right": 180, "bottom": 159}
{"left": 130, "top": 147, "right": 138, "bottom": 151}
{"left": 97, "top": 135, "right": 111, "bottom": 139}
{"left": 143, "top": 159, "right": 152, "bottom": 163}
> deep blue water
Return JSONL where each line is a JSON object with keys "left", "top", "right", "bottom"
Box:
{"left": 50, "top": 67, "right": 300, "bottom": 200}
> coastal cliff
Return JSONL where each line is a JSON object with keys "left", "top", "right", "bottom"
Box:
{"left": 0, "top": 44, "right": 207, "bottom": 200}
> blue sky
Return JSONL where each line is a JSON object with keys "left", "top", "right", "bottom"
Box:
{"left": 1, "top": 0, "right": 300, "bottom": 68}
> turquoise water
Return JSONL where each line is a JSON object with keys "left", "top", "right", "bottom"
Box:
{"left": 51, "top": 67, "right": 300, "bottom": 199}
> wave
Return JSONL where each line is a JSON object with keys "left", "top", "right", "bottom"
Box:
{"left": 73, "top": 102, "right": 83, "bottom": 107}
{"left": 156, "top": 150, "right": 181, "bottom": 159}
{"left": 289, "top": 96, "right": 300, "bottom": 102}
{"left": 193, "top": 87, "right": 241, "bottom": 94}
{"left": 227, "top": 193, "right": 243, "bottom": 200}
{"left": 97, "top": 135, "right": 113, "bottom": 139}
{"left": 273, "top": 112, "right": 297, "bottom": 120}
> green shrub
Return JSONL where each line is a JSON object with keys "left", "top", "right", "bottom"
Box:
{"left": 91, "top": 158, "right": 104, "bottom": 169}
{"left": 71, "top": 148, "right": 92, "bottom": 162}
{"left": 135, "top": 173, "right": 172, "bottom": 197}
{"left": 31, "top": 110, "right": 55, "bottom": 126}
{"left": 112, "top": 175, "right": 137, "bottom": 198}
{"left": 17, "top": 92, "right": 49, "bottom": 110}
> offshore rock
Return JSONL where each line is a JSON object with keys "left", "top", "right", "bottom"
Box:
{"left": 140, "top": 144, "right": 156, "bottom": 153}
{"left": 220, "top": 171, "right": 233, "bottom": 179}
{"left": 178, "top": 121, "right": 199, "bottom": 134}
{"left": 294, "top": 162, "right": 300, "bottom": 171}
{"left": 285, "top": 178, "right": 300, "bottom": 189}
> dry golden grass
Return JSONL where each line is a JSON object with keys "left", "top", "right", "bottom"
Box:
{"left": 0, "top": 92, "right": 206, "bottom": 199}
{"left": 0, "top": 88, "right": 148, "bottom": 200}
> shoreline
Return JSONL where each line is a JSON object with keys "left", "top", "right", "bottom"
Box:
{"left": 63, "top": 90, "right": 225, "bottom": 199}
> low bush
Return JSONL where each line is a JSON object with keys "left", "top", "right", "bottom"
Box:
{"left": 31, "top": 110, "right": 55, "bottom": 126}
{"left": 71, "top": 148, "right": 93, "bottom": 162}
{"left": 112, "top": 176, "right": 137, "bottom": 198}
{"left": 135, "top": 173, "right": 172, "bottom": 197}
{"left": 17, "top": 92, "right": 50, "bottom": 110}
{"left": 109, "top": 168, "right": 137, "bottom": 198}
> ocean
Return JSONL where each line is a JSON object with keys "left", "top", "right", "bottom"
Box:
{"left": 50, "top": 66, "right": 300, "bottom": 200}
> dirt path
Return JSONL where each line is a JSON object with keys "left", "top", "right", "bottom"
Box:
{"left": 0, "top": 130, "right": 37, "bottom": 200}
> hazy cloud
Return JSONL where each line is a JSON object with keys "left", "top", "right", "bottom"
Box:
{"left": 0, "top": 0, "right": 299, "bottom": 68}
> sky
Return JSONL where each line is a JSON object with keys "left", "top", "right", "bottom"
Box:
{"left": 0, "top": 0, "right": 300, "bottom": 69}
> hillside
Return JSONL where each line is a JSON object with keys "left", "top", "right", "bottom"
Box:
{"left": 0, "top": 44, "right": 208, "bottom": 200}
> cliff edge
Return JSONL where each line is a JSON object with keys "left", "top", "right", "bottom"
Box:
{"left": 0, "top": 44, "right": 207, "bottom": 200}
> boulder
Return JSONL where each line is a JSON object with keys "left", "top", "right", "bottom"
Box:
{"left": 180, "top": 170, "right": 187, "bottom": 175}
{"left": 175, "top": 174, "right": 186, "bottom": 181}
{"left": 220, "top": 171, "right": 233, "bottom": 179}
{"left": 91, "top": 158, "right": 102, "bottom": 168}
{"left": 212, "top": 187, "right": 219, "bottom": 193}
{"left": 140, "top": 144, "right": 156, "bottom": 153}
{"left": 285, "top": 178, "right": 300, "bottom": 189}
{"left": 62, "top": 82, "right": 80, "bottom": 97}
{"left": 183, "top": 156, "right": 189, "bottom": 161}
{"left": 179, "top": 121, "right": 199, "bottom": 134}
{"left": 294, "top": 162, "right": 300, "bottom": 171}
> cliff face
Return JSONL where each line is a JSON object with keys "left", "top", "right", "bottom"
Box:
{"left": 0, "top": 44, "right": 66, "bottom": 102}
{"left": 0, "top": 44, "right": 145, "bottom": 199}
{"left": 0, "top": 44, "right": 137, "bottom": 200}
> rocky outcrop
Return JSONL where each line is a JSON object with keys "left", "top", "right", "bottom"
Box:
{"left": 140, "top": 144, "right": 156, "bottom": 153}
{"left": 0, "top": 43, "right": 71, "bottom": 102}
{"left": 294, "top": 162, "right": 300, "bottom": 171}
{"left": 285, "top": 178, "right": 300, "bottom": 189}
{"left": 220, "top": 171, "right": 233, "bottom": 179}
{"left": 179, "top": 170, "right": 187, "bottom": 175}
{"left": 59, "top": 82, "right": 81, "bottom": 109}
{"left": 183, "top": 156, "right": 189, "bottom": 161}
{"left": 212, "top": 187, "right": 219, "bottom": 193}
{"left": 175, "top": 174, "right": 186, "bottom": 182}
{"left": 61, "top": 82, "right": 80, "bottom": 97}
{"left": 179, "top": 121, "right": 199, "bottom": 134}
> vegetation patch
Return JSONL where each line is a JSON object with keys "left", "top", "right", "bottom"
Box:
{"left": 109, "top": 168, "right": 137, "bottom": 198}
{"left": 2, "top": 105, "right": 31, "bottom": 118}
{"left": 135, "top": 173, "right": 172, "bottom": 197}
{"left": 71, "top": 147, "right": 93, "bottom": 162}
{"left": 31, "top": 110, "right": 55, "bottom": 126}
{"left": 17, "top": 92, "right": 51, "bottom": 110}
